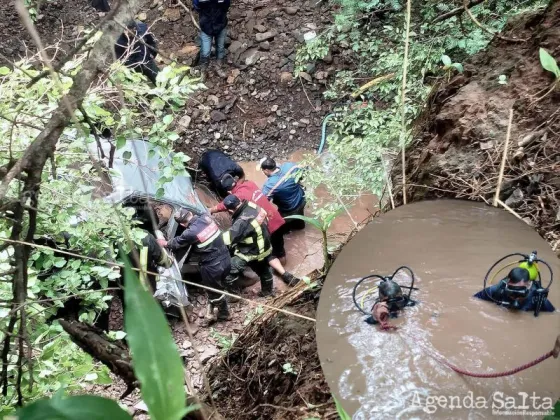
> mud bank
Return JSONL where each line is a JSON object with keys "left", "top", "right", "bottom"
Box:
{"left": 395, "top": 2, "right": 560, "bottom": 251}
{"left": 317, "top": 200, "right": 560, "bottom": 419}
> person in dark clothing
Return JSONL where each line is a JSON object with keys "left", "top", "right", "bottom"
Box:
{"left": 157, "top": 208, "right": 232, "bottom": 325}
{"left": 474, "top": 267, "right": 555, "bottom": 313}
{"left": 91, "top": 0, "right": 110, "bottom": 12}
{"left": 221, "top": 195, "right": 274, "bottom": 297}
{"left": 259, "top": 157, "right": 306, "bottom": 231}
{"left": 365, "top": 280, "right": 408, "bottom": 331}
{"left": 211, "top": 174, "right": 299, "bottom": 286}
{"left": 193, "top": 0, "right": 231, "bottom": 72}
{"left": 115, "top": 21, "right": 160, "bottom": 85}
{"left": 128, "top": 231, "right": 172, "bottom": 292}
{"left": 199, "top": 149, "right": 245, "bottom": 197}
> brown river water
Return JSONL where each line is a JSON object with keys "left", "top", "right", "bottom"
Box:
{"left": 316, "top": 200, "right": 560, "bottom": 419}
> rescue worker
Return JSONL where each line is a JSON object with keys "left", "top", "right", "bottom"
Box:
{"left": 157, "top": 209, "right": 232, "bottom": 325}
{"left": 259, "top": 157, "right": 306, "bottom": 231}
{"left": 221, "top": 195, "right": 275, "bottom": 297}
{"left": 365, "top": 280, "right": 406, "bottom": 331}
{"left": 199, "top": 149, "right": 245, "bottom": 197}
{"left": 115, "top": 21, "right": 160, "bottom": 85}
{"left": 193, "top": 0, "right": 230, "bottom": 75}
{"left": 474, "top": 267, "right": 555, "bottom": 312}
{"left": 209, "top": 175, "right": 299, "bottom": 286}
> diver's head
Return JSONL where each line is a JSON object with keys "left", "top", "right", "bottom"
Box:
{"left": 504, "top": 267, "right": 531, "bottom": 308}
{"left": 378, "top": 280, "right": 405, "bottom": 312}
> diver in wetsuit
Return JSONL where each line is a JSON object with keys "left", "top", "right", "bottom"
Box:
{"left": 474, "top": 267, "right": 555, "bottom": 313}
{"left": 365, "top": 280, "right": 409, "bottom": 330}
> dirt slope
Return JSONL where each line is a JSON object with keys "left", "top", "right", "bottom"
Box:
{"left": 395, "top": 1, "right": 560, "bottom": 251}
{"left": 0, "top": 0, "right": 339, "bottom": 162}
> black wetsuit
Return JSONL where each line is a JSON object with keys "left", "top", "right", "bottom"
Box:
{"left": 474, "top": 282, "right": 555, "bottom": 312}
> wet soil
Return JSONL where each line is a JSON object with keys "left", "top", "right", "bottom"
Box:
{"left": 395, "top": 2, "right": 560, "bottom": 252}
{"left": 317, "top": 200, "right": 560, "bottom": 419}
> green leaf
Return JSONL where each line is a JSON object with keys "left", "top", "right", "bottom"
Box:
{"left": 122, "top": 151, "right": 132, "bottom": 160}
{"left": 284, "top": 215, "right": 323, "bottom": 232}
{"left": 16, "top": 394, "right": 132, "bottom": 420}
{"left": 162, "top": 115, "right": 173, "bottom": 125}
{"left": 0, "top": 66, "right": 11, "bottom": 75}
{"left": 539, "top": 48, "right": 560, "bottom": 79}
{"left": 155, "top": 187, "right": 165, "bottom": 198}
{"left": 543, "top": 400, "right": 560, "bottom": 420}
{"left": 334, "top": 398, "right": 351, "bottom": 420}
{"left": 116, "top": 136, "right": 127, "bottom": 150}
{"left": 451, "top": 63, "right": 464, "bottom": 73}
{"left": 122, "top": 254, "right": 187, "bottom": 420}
{"left": 441, "top": 54, "right": 452, "bottom": 66}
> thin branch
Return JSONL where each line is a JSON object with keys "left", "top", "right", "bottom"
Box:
{"left": 432, "top": 0, "right": 485, "bottom": 24}
{"left": 400, "top": 0, "right": 412, "bottom": 205}
{"left": 462, "top": 0, "right": 528, "bottom": 43}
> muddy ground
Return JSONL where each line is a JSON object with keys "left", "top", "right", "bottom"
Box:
{"left": 394, "top": 1, "right": 560, "bottom": 253}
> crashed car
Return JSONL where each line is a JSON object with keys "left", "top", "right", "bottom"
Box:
{"left": 88, "top": 139, "right": 209, "bottom": 309}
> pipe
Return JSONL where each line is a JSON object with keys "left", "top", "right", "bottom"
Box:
{"left": 318, "top": 113, "right": 336, "bottom": 154}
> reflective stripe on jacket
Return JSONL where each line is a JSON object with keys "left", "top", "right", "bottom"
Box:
{"left": 223, "top": 200, "right": 272, "bottom": 262}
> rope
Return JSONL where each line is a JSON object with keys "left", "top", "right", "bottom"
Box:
{"left": 409, "top": 332, "right": 558, "bottom": 378}
{"left": 430, "top": 349, "right": 554, "bottom": 378}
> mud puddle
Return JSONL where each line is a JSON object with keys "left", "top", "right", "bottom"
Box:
{"left": 316, "top": 200, "right": 560, "bottom": 419}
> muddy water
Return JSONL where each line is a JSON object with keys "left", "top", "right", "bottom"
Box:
{"left": 238, "top": 151, "right": 377, "bottom": 277}
{"left": 316, "top": 200, "right": 560, "bottom": 419}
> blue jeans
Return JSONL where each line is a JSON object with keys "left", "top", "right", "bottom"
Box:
{"left": 200, "top": 28, "right": 227, "bottom": 62}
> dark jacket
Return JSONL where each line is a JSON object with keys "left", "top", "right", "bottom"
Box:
{"left": 91, "top": 0, "right": 110, "bottom": 12}
{"left": 199, "top": 149, "right": 245, "bottom": 195}
{"left": 167, "top": 215, "right": 229, "bottom": 264}
{"left": 194, "top": 0, "right": 230, "bottom": 37}
{"left": 223, "top": 200, "right": 272, "bottom": 262}
{"left": 115, "top": 22, "right": 158, "bottom": 66}
{"left": 474, "top": 282, "right": 555, "bottom": 312}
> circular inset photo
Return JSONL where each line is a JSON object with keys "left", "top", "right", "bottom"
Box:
{"left": 316, "top": 200, "right": 560, "bottom": 419}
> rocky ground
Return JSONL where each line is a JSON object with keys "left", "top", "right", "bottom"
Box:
{"left": 0, "top": 0, "right": 342, "bottom": 162}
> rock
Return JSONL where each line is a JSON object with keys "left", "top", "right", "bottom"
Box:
{"left": 134, "top": 401, "right": 148, "bottom": 412}
{"left": 207, "top": 95, "right": 220, "bottom": 106}
{"left": 315, "top": 71, "right": 329, "bottom": 80}
{"left": 298, "top": 72, "right": 312, "bottom": 82}
{"left": 178, "top": 115, "right": 191, "bottom": 130}
{"left": 227, "top": 69, "right": 241, "bottom": 84}
{"left": 280, "top": 72, "right": 293, "bottom": 84}
{"left": 228, "top": 40, "right": 246, "bottom": 55}
{"left": 259, "top": 41, "right": 271, "bottom": 51}
{"left": 211, "top": 110, "right": 227, "bottom": 122}
{"left": 200, "top": 138, "right": 209, "bottom": 146}
{"left": 137, "top": 12, "right": 147, "bottom": 21}
{"left": 255, "top": 24, "right": 267, "bottom": 33}
{"left": 241, "top": 48, "right": 260, "bottom": 66}
{"left": 163, "top": 7, "right": 181, "bottom": 22}
{"left": 255, "top": 32, "right": 275, "bottom": 42}
{"left": 305, "top": 63, "right": 316, "bottom": 74}
{"left": 199, "top": 345, "right": 219, "bottom": 363}
{"left": 300, "top": 118, "right": 310, "bottom": 125}
{"left": 285, "top": 6, "right": 299, "bottom": 15}
{"left": 182, "top": 340, "right": 192, "bottom": 349}
{"left": 214, "top": 132, "right": 221, "bottom": 139}
{"left": 322, "top": 51, "right": 333, "bottom": 64}
{"left": 177, "top": 44, "right": 199, "bottom": 58}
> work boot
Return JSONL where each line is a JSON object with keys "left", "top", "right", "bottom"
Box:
{"left": 199, "top": 303, "right": 217, "bottom": 327}
{"left": 215, "top": 58, "right": 227, "bottom": 78}
{"left": 199, "top": 58, "right": 210, "bottom": 80}
{"left": 216, "top": 297, "right": 232, "bottom": 322}
{"left": 281, "top": 272, "right": 300, "bottom": 287}
{"left": 258, "top": 279, "right": 275, "bottom": 297}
